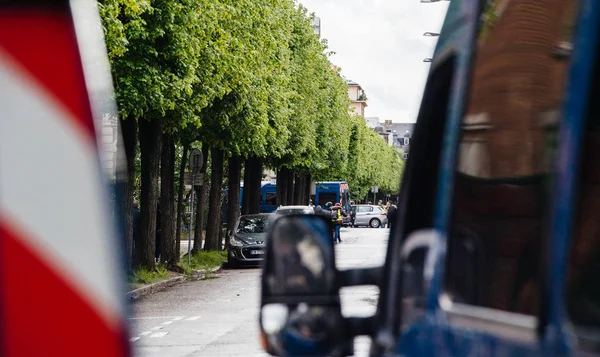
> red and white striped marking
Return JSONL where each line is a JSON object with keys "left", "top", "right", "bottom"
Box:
{"left": 0, "top": 5, "right": 128, "bottom": 357}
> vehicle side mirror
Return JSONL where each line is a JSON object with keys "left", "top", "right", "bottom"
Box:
{"left": 260, "top": 215, "right": 344, "bottom": 356}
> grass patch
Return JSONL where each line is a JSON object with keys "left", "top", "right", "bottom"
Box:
{"left": 179, "top": 250, "right": 227, "bottom": 275}
{"left": 130, "top": 264, "right": 169, "bottom": 286}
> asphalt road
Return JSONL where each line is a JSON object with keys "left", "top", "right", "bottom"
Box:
{"left": 130, "top": 227, "right": 389, "bottom": 357}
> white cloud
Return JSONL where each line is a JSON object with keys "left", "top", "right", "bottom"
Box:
{"left": 298, "top": 0, "right": 449, "bottom": 123}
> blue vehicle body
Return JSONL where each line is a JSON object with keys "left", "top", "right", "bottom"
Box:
{"left": 259, "top": 182, "right": 277, "bottom": 213}
{"left": 387, "top": 1, "right": 600, "bottom": 357}
{"left": 314, "top": 181, "right": 351, "bottom": 213}
{"left": 237, "top": 182, "right": 277, "bottom": 213}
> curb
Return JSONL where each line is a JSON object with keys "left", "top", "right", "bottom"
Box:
{"left": 127, "top": 265, "right": 223, "bottom": 301}
{"left": 127, "top": 276, "right": 186, "bottom": 301}
{"left": 190, "top": 265, "right": 222, "bottom": 280}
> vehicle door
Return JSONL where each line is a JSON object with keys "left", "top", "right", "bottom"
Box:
{"left": 355, "top": 205, "right": 373, "bottom": 226}
{"left": 370, "top": 0, "right": 600, "bottom": 356}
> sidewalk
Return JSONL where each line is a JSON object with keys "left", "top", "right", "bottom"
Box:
{"left": 127, "top": 248, "right": 227, "bottom": 300}
{"left": 127, "top": 265, "right": 222, "bottom": 301}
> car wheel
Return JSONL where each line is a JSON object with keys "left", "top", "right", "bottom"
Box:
{"left": 369, "top": 218, "right": 381, "bottom": 228}
{"left": 227, "top": 257, "right": 239, "bottom": 269}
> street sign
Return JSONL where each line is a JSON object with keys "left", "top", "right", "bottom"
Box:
{"left": 184, "top": 172, "right": 204, "bottom": 186}
{"left": 371, "top": 186, "right": 378, "bottom": 193}
{"left": 189, "top": 148, "right": 203, "bottom": 173}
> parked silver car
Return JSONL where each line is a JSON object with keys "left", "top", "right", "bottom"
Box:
{"left": 350, "top": 204, "right": 388, "bottom": 228}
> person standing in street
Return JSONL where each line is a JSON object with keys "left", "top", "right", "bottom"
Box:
{"left": 331, "top": 203, "right": 347, "bottom": 244}
{"left": 378, "top": 200, "right": 387, "bottom": 228}
{"left": 386, "top": 202, "right": 397, "bottom": 229}
{"left": 325, "top": 202, "right": 335, "bottom": 242}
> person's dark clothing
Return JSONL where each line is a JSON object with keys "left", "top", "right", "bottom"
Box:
{"left": 313, "top": 205, "right": 325, "bottom": 216}
{"left": 314, "top": 206, "right": 334, "bottom": 241}
{"left": 387, "top": 205, "right": 397, "bottom": 229}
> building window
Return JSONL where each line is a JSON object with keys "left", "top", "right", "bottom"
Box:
{"left": 404, "top": 137, "right": 410, "bottom": 146}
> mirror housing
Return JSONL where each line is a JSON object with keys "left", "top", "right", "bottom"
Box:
{"left": 399, "top": 230, "right": 437, "bottom": 328}
{"left": 260, "top": 214, "right": 346, "bottom": 356}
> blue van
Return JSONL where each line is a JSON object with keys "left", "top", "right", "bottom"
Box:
{"left": 314, "top": 181, "right": 351, "bottom": 211}
{"left": 237, "top": 182, "right": 277, "bottom": 213}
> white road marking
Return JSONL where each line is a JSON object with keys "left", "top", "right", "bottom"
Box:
{"left": 129, "top": 337, "right": 140, "bottom": 342}
{"left": 139, "top": 331, "right": 152, "bottom": 336}
{"left": 172, "top": 316, "right": 184, "bottom": 321}
{"left": 150, "top": 326, "right": 164, "bottom": 331}
{"left": 127, "top": 316, "right": 183, "bottom": 320}
{"left": 186, "top": 316, "right": 202, "bottom": 321}
{"left": 161, "top": 321, "right": 173, "bottom": 326}
{"left": 150, "top": 332, "right": 169, "bottom": 338}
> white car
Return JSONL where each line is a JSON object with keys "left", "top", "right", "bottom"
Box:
{"left": 274, "top": 205, "right": 315, "bottom": 215}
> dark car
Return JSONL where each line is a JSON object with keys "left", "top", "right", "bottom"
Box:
{"left": 227, "top": 214, "right": 271, "bottom": 267}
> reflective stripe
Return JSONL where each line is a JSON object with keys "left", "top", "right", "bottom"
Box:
{"left": 0, "top": 5, "right": 128, "bottom": 357}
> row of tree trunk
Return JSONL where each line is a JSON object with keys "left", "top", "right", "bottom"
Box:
{"left": 119, "top": 117, "right": 313, "bottom": 270}
{"left": 276, "top": 167, "right": 311, "bottom": 206}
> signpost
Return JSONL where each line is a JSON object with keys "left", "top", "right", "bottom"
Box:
{"left": 371, "top": 186, "right": 378, "bottom": 204}
{"left": 187, "top": 149, "right": 203, "bottom": 265}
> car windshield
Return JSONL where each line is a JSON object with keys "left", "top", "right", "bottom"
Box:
{"left": 276, "top": 208, "right": 311, "bottom": 215}
{"left": 236, "top": 216, "right": 269, "bottom": 234}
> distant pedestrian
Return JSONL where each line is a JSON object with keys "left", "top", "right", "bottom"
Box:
{"left": 325, "top": 202, "right": 335, "bottom": 242}
{"left": 330, "top": 203, "right": 347, "bottom": 244}
{"left": 378, "top": 200, "right": 386, "bottom": 228}
{"left": 387, "top": 202, "right": 397, "bottom": 229}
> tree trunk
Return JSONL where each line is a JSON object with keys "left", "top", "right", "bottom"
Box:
{"left": 137, "top": 118, "right": 161, "bottom": 269}
{"left": 293, "top": 173, "right": 303, "bottom": 205}
{"left": 286, "top": 169, "right": 294, "bottom": 205}
{"left": 242, "top": 160, "right": 250, "bottom": 215}
{"left": 204, "top": 147, "right": 224, "bottom": 251}
{"left": 118, "top": 116, "right": 137, "bottom": 269}
{"left": 174, "top": 142, "right": 189, "bottom": 263}
{"left": 304, "top": 174, "right": 312, "bottom": 205}
{"left": 276, "top": 168, "right": 287, "bottom": 206}
{"left": 159, "top": 132, "right": 177, "bottom": 265}
{"left": 248, "top": 157, "right": 263, "bottom": 214}
{"left": 193, "top": 146, "right": 209, "bottom": 252}
{"left": 227, "top": 156, "right": 242, "bottom": 250}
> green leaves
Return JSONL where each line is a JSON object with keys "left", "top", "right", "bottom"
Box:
{"left": 100, "top": 0, "right": 404, "bottom": 197}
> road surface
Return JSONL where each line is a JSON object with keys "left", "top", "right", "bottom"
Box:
{"left": 130, "top": 227, "right": 389, "bottom": 357}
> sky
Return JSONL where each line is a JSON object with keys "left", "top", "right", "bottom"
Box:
{"left": 298, "top": 0, "right": 449, "bottom": 123}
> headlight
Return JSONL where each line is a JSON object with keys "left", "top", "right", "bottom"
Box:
{"left": 229, "top": 235, "right": 244, "bottom": 247}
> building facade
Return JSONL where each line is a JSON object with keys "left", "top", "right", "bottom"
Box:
{"left": 347, "top": 80, "right": 367, "bottom": 117}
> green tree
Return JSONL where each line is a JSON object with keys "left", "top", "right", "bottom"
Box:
{"left": 100, "top": 0, "right": 219, "bottom": 268}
